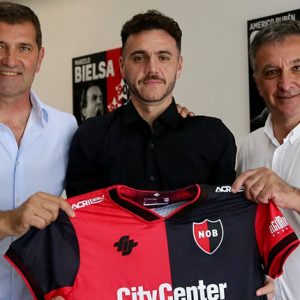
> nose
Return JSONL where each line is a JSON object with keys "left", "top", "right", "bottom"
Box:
{"left": 1, "top": 48, "right": 18, "bottom": 67}
{"left": 278, "top": 71, "right": 294, "bottom": 91}
{"left": 145, "top": 56, "right": 158, "bottom": 74}
{"left": 96, "top": 96, "right": 103, "bottom": 104}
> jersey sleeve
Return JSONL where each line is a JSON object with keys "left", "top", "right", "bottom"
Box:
{"left": 4, "top": 211, "right": 79, "bottom": 300}
{"left": 255, "top": 201, "right": 299, "bottom": 279}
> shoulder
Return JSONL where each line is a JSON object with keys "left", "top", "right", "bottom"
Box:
{"left": 187, "top": 115, "right": 231, "bottom": 129}
{"left": 74, "top": 106, "right": 123, "bottom": 143}
{"left": 185, "top": 115, "right": 235, "bottom": 139}
{"left": 239, "top": 127, "right": 266, "bottom": 153}
{"left": 237, "top": 127, "right": 265, "bottom": 174}
{"left": 38, "top": 102, "right": 78, "bottom": 138}
{"left": 43, "top": 103, "right": 77, "bottom": 125}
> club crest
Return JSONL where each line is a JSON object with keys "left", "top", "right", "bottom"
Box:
{"left": 193, "top": 219, "right": 224, "bottom": 255}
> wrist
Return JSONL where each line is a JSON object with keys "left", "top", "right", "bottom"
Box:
{"left": 290, "top": 187, "right": 300, "bottom": 213}
{"left": 0, "top": 210, "right": 13, "bottom": 239}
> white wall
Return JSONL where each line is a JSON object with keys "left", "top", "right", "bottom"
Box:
{"left": 12, "top": 0, "right": 300, "bottom": 147}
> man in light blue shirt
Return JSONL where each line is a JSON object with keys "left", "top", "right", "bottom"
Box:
{"left": 0, "top": 2, "right": 77, "bottom": 300}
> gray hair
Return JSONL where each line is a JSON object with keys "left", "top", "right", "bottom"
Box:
{"left": 249, "top": 20, "right": 300, "bottom": 72}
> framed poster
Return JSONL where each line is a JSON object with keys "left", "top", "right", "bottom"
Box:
{"left": 72, "top": 48, "right": 129, "bottom": 124}
{"left": 247, "top": 9, "right": 300, "bottom": 131}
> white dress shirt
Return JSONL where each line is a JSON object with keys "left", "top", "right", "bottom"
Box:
{"left": 0, "top": 91, "right": 78, "bottom": 300}
{"left": 237, "top": 115, "right": 300, "bottom": 300}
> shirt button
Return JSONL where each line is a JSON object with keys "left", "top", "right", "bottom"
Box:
{"left": 150, "top": 175, "right": 155, "bottom": 181}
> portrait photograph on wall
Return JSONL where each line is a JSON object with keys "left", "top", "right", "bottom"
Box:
{"left": 247, "top": 8, "right": 300, "bottom": 132}
{"left": 72, "top": 47, "right": 129, "bottom": 124}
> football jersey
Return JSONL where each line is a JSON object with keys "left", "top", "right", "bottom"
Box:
{"left": 5, "top": 184, "right": 299, "bottom": 300}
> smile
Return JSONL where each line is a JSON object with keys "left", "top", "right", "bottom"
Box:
{"left": 0, "top": 71, "right": 19, "bottom": 76}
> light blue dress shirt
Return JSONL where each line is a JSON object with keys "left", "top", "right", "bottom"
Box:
{"left": 0, "top": 91, "right": 78, "bottom": 300}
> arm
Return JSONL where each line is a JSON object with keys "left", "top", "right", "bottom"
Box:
{"left": 0, "top": 192, "right": 74, "bottom": 239}
{"left": 232, "top": 167, "right": 300, "bottom": 213}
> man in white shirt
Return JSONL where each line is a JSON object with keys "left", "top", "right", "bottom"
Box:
{"left": 232, "top": 20, "right": 300, "bottom": 300}
{"left": 0, "top": 2, "right": 77, "bottom": 300}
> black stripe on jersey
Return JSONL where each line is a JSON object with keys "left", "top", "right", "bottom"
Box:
{"left": 265, "top": 233, "right": 299, "bottom": 275}
{"left": 6, "top": 211, "right": 80, "bottom": 297}
{"left": 6, "top": 246, "right": 44, "bottom": 300}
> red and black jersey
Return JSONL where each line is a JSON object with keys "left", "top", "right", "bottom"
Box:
{"left": 5, "top": 184, "right": 299, "bottom": 300}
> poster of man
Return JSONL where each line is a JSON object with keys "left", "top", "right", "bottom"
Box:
{"left": 72, "top": 47, "right": 129, "bottom": 124}
{"left": 247, "top": 9, "right": 300, "bottom": 131}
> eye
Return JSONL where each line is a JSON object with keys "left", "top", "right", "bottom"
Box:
{"left": 159, "top": 55, "right": 171, "bottom": 61}
{"left": 132, "top": 55, "right": 145, "bottom": 63}
{"left": 292, "top": 65, "right": 300, "bottom": 72}
{"left": 263, "top": 69, "right": 279, "bottom": 79}
{"left": 19, "top": 45, "right": 32, "bottom": 52}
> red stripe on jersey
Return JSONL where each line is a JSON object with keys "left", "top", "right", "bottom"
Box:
{"left": 67, "top": 189, "right": 172, "bottom": 299}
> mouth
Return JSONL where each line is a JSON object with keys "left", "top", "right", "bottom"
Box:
{"left": 277, "top": 93, "right": 300, "bottom": 100}
{"left": 142, "top": 79, "right": 165, "bottom": 85}
{"left": 0, "top": 71, "right": 20, "bottom": 76}
{"left": 141, "top": 75, "right": 165, "bottom": 85}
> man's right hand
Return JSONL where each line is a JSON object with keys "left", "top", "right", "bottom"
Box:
{"left": 0, "top": 192, "right": 75, "bottom": 239}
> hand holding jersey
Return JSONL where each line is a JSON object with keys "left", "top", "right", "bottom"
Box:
{"left": 232, "top": 167, "right": 300, "bottom": 213}
{"left": 0, "top": 193, "right": 75, "bottom": 239}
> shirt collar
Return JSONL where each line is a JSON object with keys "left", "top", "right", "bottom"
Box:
{"left": 29, "top": 91, "right": 49, "bottom": 127}
{"left": 123, "top": 98, "right": 182, "bottom": 129}
{"left": 264, "top": 114, "right": 300, "bottom": 145}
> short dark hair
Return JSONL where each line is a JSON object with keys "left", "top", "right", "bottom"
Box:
{"left": 250, "top": 20, "right": 300, "bottom": 71}
{"left": 0, "top": 2, "right": 42, "bottom": 49}
{"left": 121, "top": 10, "right": 182, "bottom": 53}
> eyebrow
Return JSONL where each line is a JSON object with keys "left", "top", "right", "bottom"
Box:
{"left": 291, "top": 58, "right": 300, "bottom": 64}
{"left": 129, "top": 50, "right": 173, "bottom": 57}
{"left": 262, "top": 58, "right": 300, "bottom": 70}
{"left": 0, "top": 41, "right": 34, "bottom": 47}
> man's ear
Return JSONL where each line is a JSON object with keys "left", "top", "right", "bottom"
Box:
{"left": 119, "top": 56, "right": 125, "bottom": 78}
{"left": 176, "top": 56, "right": 183, "bottom": 79}
{"left": 36, "top": 47, "right": 45, "bottom": 73}
{"left": 253, "top": 73, "right": 263, "bottom": 97}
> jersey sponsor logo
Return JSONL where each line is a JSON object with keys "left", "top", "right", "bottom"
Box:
{"left": 71, "top": 195, "right": 104, "bottom": 210}
{"left": 193, "top": 219, "right": 224, "bottom": 255}
{"left": 215, "top": 186, "right": 244, "bottom": 193}
{"left": 269, "top": 216, "right": 289, "bottom": 236}
{"left": 117, "top": 279, "right": 227, "bottom": 300}
{"left": 114, "top": 235, "right": 138, "bottom": 256}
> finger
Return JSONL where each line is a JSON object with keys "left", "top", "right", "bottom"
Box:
{"left": 59, "top": 200, "right": 75, "bottom": 218}
{"left": 232, "top": 169, "right": 257, "bottom": 193}
{"left": 180, "top": 107, "right": 189, "bottom": 118}
{"left": 37, "top": 193, "right": 75, "bottom": 218}
{"left": 27, "top": 214, "right": 49, "bottom": 230}
{"left": 244, "top": 180, "right": 267, "bottom": 203}
{"left": 256, "top": 277, "right": 274, "bottom": 296}
{"left": 256, "top": 190, "right": 272, "bottom": 204}
{"left": 34, "top": 208, "right": 58, "bottom": 226}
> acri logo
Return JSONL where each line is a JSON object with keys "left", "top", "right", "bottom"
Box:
{"left": 71, "top": 195, "right": 104, "bottom": 210}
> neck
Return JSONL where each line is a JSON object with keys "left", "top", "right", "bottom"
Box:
{"left": 0, "top": 95, "right": 32, "bottom": 145}
{"left": 131, "top": 97, "right": 173, "bottom": 127}
{"left": 271, "top": 115, "right": 300, "bottom": 144}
